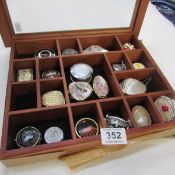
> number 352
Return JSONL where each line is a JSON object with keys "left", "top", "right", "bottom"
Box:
{"left": 106, "top": 131, "right": 122, "bottom": 139}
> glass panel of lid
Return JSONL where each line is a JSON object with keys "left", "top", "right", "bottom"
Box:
{"left": 6, "top": 0, "right": 137, "bottom": 34}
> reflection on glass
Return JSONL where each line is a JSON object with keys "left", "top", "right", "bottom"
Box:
{"left": 7, "top": 0, "right": 136, "bottom": 34}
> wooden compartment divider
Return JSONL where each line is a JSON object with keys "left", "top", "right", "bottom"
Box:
{"left": 59, "top": 38, "right": 81, "bottom": 55}
{"left": 10, "top": 82, "right": 37, "bottom": 111}
{"left": 79, "top": 35, "right": 122, "bottom": 52}
{"left": 117, "top": 34, "right": 142, "bottom": 49}
{"left": 125, "top": 49, "right": 154, "bottom": 69}
{"left": 1, "top": 33, "right": 175, "bottom": 162}
{"left": 126, "top": 95, "right": 163, "bottom": 125}
{"left": 100, "top": 98, "right": 136, "bottom": 128}
{"left": 38, "top": 57, "right": 62, "bottom": 79}
{"left": 105, "top": 51, "right": 133, "bottom": 71}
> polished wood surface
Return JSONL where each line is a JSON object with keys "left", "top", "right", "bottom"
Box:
{"left": 0, "top": 0, "right": 174, "bottom": 166}
{"left": 0, "top": 33, "right": 175, "bottom": 163}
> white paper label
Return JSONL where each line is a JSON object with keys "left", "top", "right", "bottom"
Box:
{"left": 100, "top": 128, "right": 127, "bottom": 145}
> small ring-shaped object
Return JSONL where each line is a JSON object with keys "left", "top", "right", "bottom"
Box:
{"left": 15, "top": 126, "right": 41, "bottom": 148}
{"left": 75, "top": 118, "right": 99, "bottom": 138}
{"left": 35, "top": 49, "right": 56, "bottom": 58}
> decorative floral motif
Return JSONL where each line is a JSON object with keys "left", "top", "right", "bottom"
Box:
{"left": 123, "top": 43, "right": 135, "bottom": 51}
{"left": 93, "top": 76, "right": 109, "bottom": 98}
{"left": 42, "top": 70, "right": 61, "bottom": 79}
{"left": 69, "top": 82, "right": 93, "bottom": 101}
{"left": 17, "top": 68, "right": 33, "bottom": 82}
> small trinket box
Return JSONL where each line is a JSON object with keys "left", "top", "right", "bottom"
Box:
{"left": 17, "top": 68, "right": 33, "bottom": 82}
{"left": 70, "top": 63, "right": 93, "bottom": 82}
{"left": 132, "top": 106, "right": 152, "bottom": 127}
{"left": 93, "top": 75, "right": 109, "bottom": 98}
{"left": 133, "top": 62, "right": 145, "bottom": 69}
{"left": 106, "top": 114, "right": 131, "bottom": 129}
{"left": 62, "top": 48, "right": 78, "bottom": 55}
{"left": 35, "top": 49, "right": 56, "bottom": 58}
{"left": 123, "top": 43, "right": 135, "bottom": 51}
{"left": 75, "top": 118, "right": 99, "bottom": 138}
{"left": 69, "top": 82, "right": 93, "bottom": 101}
{"left": 42, "top": 91, "right": 65, "bottom": 107}
{"left": 44, "top": 127, "right": 64, "bottom": 144}
{"left": 120, "top": 78, "right": 146, "bottom": 95}
{"left": 42, "top": 70, "right": 61, "bottom": 79}
{"left": 154, "top": 96, "right": 175, "bottom": 121}
{"left": 112, "top": 60, "right": 127, "bottom": 71}
{"left": 83, "top": 45, "right": 108, "bottom": 54}
{"left": 15, "top": 126, "right": 42, "bottom": 148}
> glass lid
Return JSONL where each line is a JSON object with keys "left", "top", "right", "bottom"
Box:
{"left": 6, "top": 0, "right": 137, "bottom": 34}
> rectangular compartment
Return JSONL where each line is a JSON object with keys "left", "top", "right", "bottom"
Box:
{"left": 79, "top": 35, "right": 122, "bottom": 53}
{"left": 116, "top": 69, "right": 169, "bottom": 94}
{"left": 149, "top": 91, "right": 175, "bottom": 122}
{"left": 59, "top": 38, "right": 81, "bottom": 55}
{"left": 7, "top": 107, "right": 72, "bottom": 150}
{"left": 40, "top": 79, "right": 66, "bottom": 107}
{"left": 125, "top": 49, "right": 154, "bottom": 69}
{"left": 14, "top": 39, "right": 58, "bottom": 59}
{"left": 62, "top": 54, "right": 121, "bottom": 103}
{"left": 100, "top": 98, "right": 136, "bottom": 128}
{"left": 126, "top": 96, "right": 163, "bottom": 127}
{"left": 105, "top": 51, "right": 133, "bottom": 72}
{"left": 39, "top": 58, "right": 61, "bottom": 79}
{"left": 71, "top": 103, "right": 104, "bottom": 138}
{"left": 12, "top": 59, "right": 36, "bottom": 82}
{"left": 117, "top": 34, "right": 142, "bottom": 50}
{"left": 10, "top": 82, "right": 37, "bottom": 111}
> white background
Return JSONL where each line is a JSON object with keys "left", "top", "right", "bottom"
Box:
{"left": 0, "top": 2, "right": 175, "bottom": 175}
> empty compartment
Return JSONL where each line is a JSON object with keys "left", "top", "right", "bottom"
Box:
{"left": 71, "top": 103, "right": 103, "bottom": 138}
{"left": 39, "top": 58, "right": 61, "bottom": 79}
{"left": 117, "top": 34, "right": 142, "bottom": 50}
{"left": 40, "top": 79, "right": 66, "bottom": 107}
{"left": 7, "top": 107, "right": 72, "bottom": 150}
{"left": 14, "top": 39, "right": 58, "bottom": 59}
{"left": 100, "top": 99, "right": 135, "bottom": 128}
{"left": 106, "top": 52, "right": 132, "bottom": 72}
{"left": 59, "top": 38, "right": 81, "bottom": 55}
{"left": 126, "top": 49, "right": 154, "bottom": 69}
{"left": 62, "top": 54, "right": 121, "bottom": 103}
{"left": 79, "top": 35, "right": 122, "bottom": 53}
{"left": 10, "top": 82, "right": 37, "bottom": 111}
{"left": 13, "top": 60, "right": 36, "bottom": 82}
{"left": 126, "top": 96, "right": 162, "bottom": 127}
{"left": 116, "top": 69, "right": 169, "bottom": 95}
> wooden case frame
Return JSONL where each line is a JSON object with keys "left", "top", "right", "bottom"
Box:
{"left": 0, "top": 0, "right": 175, "bottom": 165}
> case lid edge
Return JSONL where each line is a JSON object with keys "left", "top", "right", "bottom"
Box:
{"left": 0, "top": 0, "right": 149, "bottom": 47}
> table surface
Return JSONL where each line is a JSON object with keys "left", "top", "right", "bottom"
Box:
{"left": 0, "top": 2, "right": 175, "bottom": 175}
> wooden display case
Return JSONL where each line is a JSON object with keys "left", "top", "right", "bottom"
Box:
{"left": 0, "top": 0, "right": 175, "bottom": 165}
